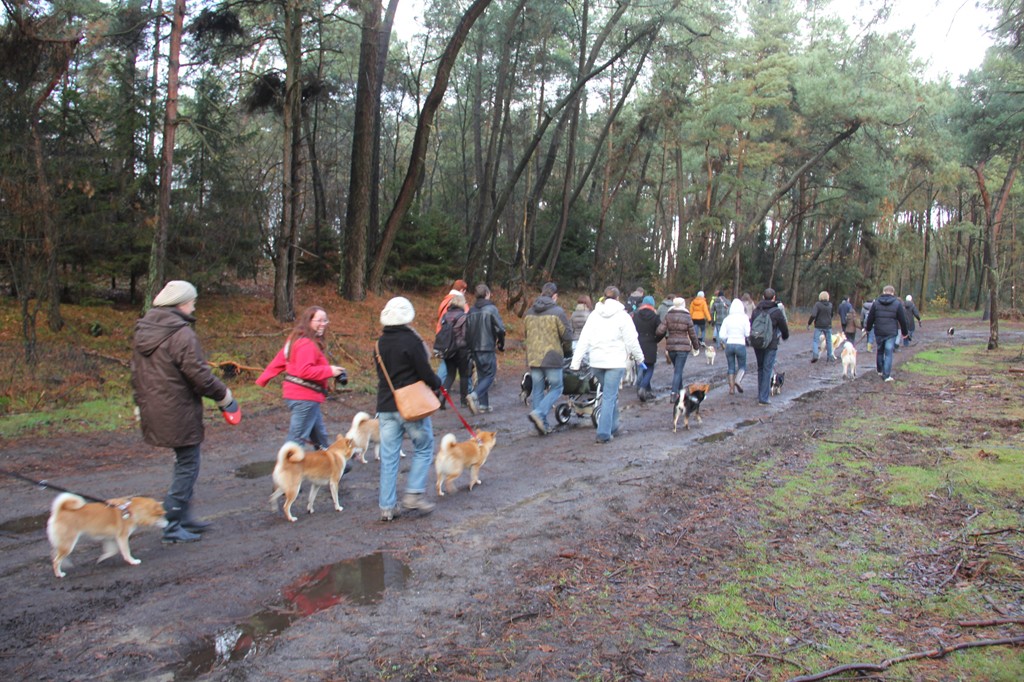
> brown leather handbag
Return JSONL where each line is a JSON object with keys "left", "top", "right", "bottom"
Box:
{"left": 374, "top": 342, "right": 440, "bottom": 421}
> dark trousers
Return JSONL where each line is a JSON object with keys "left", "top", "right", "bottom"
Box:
{"left": 165, "top": 444, "right": 201, "bottom": 520}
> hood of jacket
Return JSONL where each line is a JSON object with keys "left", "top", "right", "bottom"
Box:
{"left": 728, "top": 299, "right": 745, "bottom": 316}
{"left": 595, "top": 298, "right": 625, "bottom": 318}
{"left": 528, "top": 295, "right": 558, "bottom": 315}
{"left": 134, "top": 308, "right": 193, "bottom": 356}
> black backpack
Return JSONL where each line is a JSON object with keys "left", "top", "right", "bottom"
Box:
{"left": 434, "top": 312, "right": 467, "bottom": 359}
{"left": 749, "top": 309, "right": 775, "bottom": 349}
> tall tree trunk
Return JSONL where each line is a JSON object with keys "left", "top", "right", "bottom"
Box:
{"left": 146, "top": 0, "right": 184, "bottom": 308}
{"left": 273, "top": 0, "right": 303, "bottom": 321}
{"left": 343, "top": 0, "right": 381, "bottom": 302}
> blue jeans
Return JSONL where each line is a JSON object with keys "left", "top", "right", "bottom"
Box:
{"left": 377, "top": 412, "right": 435, "bottom": 511}
{"left": 725, "top": 343, "right": 746, "bottom": 375}
{"left": 591, "top": 367, "right": 624, "bottom": 442}
{"left": 812, "top": 328, "right": 833, "bottom": 360}
{"left": 285, "top": 399, "right": 329, "bottom": 449}
{"left": 714, "top": 323, "right": 723, "bottom": 347}
{"left": 637, "top": 361, "right": 655, "bottom": 391}
{"left": 876, "top": 335, "right": 897, "bottom": 378}
{"left": 166, "top": 444, "right": 201, "bottom": 519}
{"left": 753, "top": 347, "right": 777, "bottom": 403}
{"left": 865, "top": 328, "right": 875, "bottom": 346}
{"left": 530, "top": 367, "right": 563, "bottom": 428}
{"left": 470, "top": 352, "right": 497, "bottom": 408}
{"left": 668, "top": 350, "right": 691, "bottom": 396}
{"left": 694, "top": 321, "right": 707, "bottom": 343}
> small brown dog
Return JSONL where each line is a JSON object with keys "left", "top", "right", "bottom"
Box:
{"left": 345, "top": 411, "right": 381, "bottom": 463}
{"left": 434, "top": 431, "right": 497, "bottom": 496}
{"left": 47, "top": 493, "right": 168, "bottom": 578}
{"left": 270, "top": 436, "right": 355, "bottom": 522}
{"left": 673, "top": 383, "right": 709, "bottom": 432}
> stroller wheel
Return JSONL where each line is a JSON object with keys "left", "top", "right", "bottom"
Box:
{"left": 555, "top": 403, "right": 572, "bottom": 425}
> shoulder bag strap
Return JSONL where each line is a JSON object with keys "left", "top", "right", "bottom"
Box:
{"left": 374, "top": 341, "right": 398, "bottom": 395}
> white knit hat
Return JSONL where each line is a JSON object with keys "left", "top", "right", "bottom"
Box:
{"left": 697, "top": 290, "right": 704, "bottom": 298}
{"left": 152, "top": 280, "right": 197, "bottom": 307}
{"left": 906, "top": 295, "right": 913, "bottom": 301}
{"left": 672, "top": 297, "right": 686, "bottom": 309}
{"left": 380, "top": 296, "right": 415, "bottom": 326}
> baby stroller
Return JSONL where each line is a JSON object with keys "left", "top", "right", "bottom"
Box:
{"left": 519, "top": 360, "right": 602, "bottom": 428}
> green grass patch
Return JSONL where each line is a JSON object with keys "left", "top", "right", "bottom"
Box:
{"left": 903, "top": 345, "right": 985, "bottom": 377}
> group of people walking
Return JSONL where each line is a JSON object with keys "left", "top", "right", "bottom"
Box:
{"left": 131, "top": 277, "right": 919, "bottom": 530}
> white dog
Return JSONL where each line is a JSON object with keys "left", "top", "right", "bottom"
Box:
{"left": 704, "top": 344, "right": 716, "bottom": 365}
{"left": 840, "top": 341, "right": 857, "bottom": 379}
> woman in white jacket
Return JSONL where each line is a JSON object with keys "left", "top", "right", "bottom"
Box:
{"left": 719, "top": 298, "right": 751, "bottom": 395}
{"left": 571, "top": 286, "right": 645, "bottom": 444}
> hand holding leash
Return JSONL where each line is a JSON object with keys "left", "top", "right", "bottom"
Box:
{"left": 217, "top": 389, "right": 242, "bottom": 425}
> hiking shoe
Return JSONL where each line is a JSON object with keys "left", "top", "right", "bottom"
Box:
{"left": 465, "top": 393, "right": 481, "bottom": 415}
{"left": 811, "top": 357, "right": 818, "bottom": 363}
{"left": 401, "top": 493, "right": 435, "bottom": 514}
{"left": 481, "top": 406, "right": 493, "bottom": 413}
{"left": 758, "top": 400, "right": 772, "bottom": 406}
{"left": 884, "top": 376, "right": 894, "bottom": 382}
{"left": 595, "top": 436, "right": 613, "bottom": 444}
{"left": 380, "top": 507, "right": 399, "bottom": 522}
{"left": 162, "top": 525, "right": 201, "bottom": 544}
{"left": 528, "top": 412, "right": 548, "bottom": 436}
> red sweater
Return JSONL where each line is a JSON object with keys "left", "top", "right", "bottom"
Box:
{"left": 256, "top": 337, "right": 334, "bottom": 403}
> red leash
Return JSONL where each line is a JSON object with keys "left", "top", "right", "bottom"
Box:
{"left": 438, "top": 387, "right": 479, "bottom": 440}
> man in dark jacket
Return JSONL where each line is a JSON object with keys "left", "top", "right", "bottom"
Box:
{"left": 132, "top": 281, "right": 239, "bottom": 543}
{"left": 807, "top": 291, "right": 834, "bottom": 363}
{"left": 864, "top": 285, "right": 909, "bottom": 382}
{"left": 464, "top": 284, "right": 506, "bottom": 414}
{"left": 751, "top": 288, "right": 790, "bottom": 405}
{"left": 523, "top": 282, "right": 572, "bottom": 435}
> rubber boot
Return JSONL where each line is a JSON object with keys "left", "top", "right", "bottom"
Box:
{"left": 180, "top": 506, "right": 212, "bottom": 534}
{"left": 163, "top": 506, "right": 201, "bottom": 544}
{"left": 728, "top": 375, "right": 735, "bottom": 395}
{"left": 637, "top": 387, "right": 648, "bottom": 403}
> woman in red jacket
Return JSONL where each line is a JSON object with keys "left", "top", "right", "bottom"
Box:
{"left": 257, "top": 306, "right": 346, "bottom": 449}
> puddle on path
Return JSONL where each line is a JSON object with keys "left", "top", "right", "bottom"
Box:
{"left": 736, "top": 419, "right": 759, "bottom": 428}
{"left": 234, "top": 461, "right": 275, "bottom": 479}
{"left": 0, "top": 512, "right": 48, "bottom": 536}
{"left": 175, "top": 552, "right": 410, "bottom": 680}
{"left": 698, "top": 431, "right": 733, "bottom": 444}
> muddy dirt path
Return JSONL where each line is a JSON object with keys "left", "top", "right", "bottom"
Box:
{"left": 0, "top": 319, "right": 1003, "bottom": 680}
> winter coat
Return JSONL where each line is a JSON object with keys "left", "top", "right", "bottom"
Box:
{"left": 464, "top": 298, "right": 506, "bottom": 352}
{"left": 632, "top": 305, "right": 665, "bottom": 365}
{"left": 439, "top": 306, "right": 469, "bottom": 352}
{"left": 860, "top": 300, "right": 874, "bottom": 329}
{"left": 570, "top": 298, "right": 644, "bottom": 370}
{"left": 570, "top": 305, "right": 591, "bottom": 341}
{"left": 750, "top": 300, "right": 790, "bottom": 351}
{"left": 838, "top": 299, "right": 853, "bottom": 327}
{"left": 656, "top": 306, "right": 700, "bottom": 353}
{"left": 904, "top": 301, "right": 921, "bottom": 333}
{"left": 435, "top": 290, "right": 467, "bottom": 333}
{"left": 256, "top": 337, "right": 334, "bottom": 403}
{"left": 844, "top": 310, "right": 860, "bottom": 335}
{"left": 374, "top": 325, "right": 442, "bottom": 414}
{"left": 719, "top": 299, "right": 751, "bottom": 346}
{"left": 864, "top": 294, "right": 909, "bottom": 340}
{"left": 524, "top": 295, "right": 572, "bottom": 369}
{"left": 131, "top": 307, "right": 228, "bottom": 448}
{"left": 689, "top": 295, "right": 711, "bottom": 322}
{"left": 656, "top": 298, "right": 673, "bottom": 322}
{"left": 807, "top": 301, "right": 834, "bottom": 329}
{"left": 711, "top": 295, "right": 729, "bottom": 324}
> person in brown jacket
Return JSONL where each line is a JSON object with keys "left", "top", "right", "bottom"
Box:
{"left": 656, "top": 297, "right": 701, "bottom": 403}
{"left": 132, "top": 281, "right": 239, "bottom": 543}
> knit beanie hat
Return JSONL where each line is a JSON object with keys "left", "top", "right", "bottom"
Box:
{"left": 642, "top": 295, "right": 656, "bottom": 307}
{"left": 697, "top": 290, "right": 705, "bottom": 298}
{"left": 381, "top": 296, "right": 415, "bottom": 326}
{"left": 672, "top": 297, "right": 686, "bottom": 309}
{"left": 152, "top": 280, "right": 197, "bottom": 307}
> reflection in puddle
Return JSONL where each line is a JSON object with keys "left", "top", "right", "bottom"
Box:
{"left": 699, "top": 431, "right": 733, "bottom": 444}
{"left": 234, "top": 461, "right": 275, "bottom": 479}
{"left": 175, "top": 552, "right": 409, "bottom": 679}
{"left": 0, "top": 512, "right": 48, "bottom": 535}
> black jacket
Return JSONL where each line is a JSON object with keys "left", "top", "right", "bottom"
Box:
{"left": 375, "top": 325, "right": 442, "bottom": 414}
{"left": 807, "top": 301, "right": 833, "bottom": 329}
{"left": 464, "top": 298, "right": 506, "bottom": 352}
{"left": 864, "top": 294, "right": 909, "bottom": 339}
{"left": 632, "top": 306, "right": 665, "bottom": 364}
{"left": 751, "top": 300, "right": 790, "bottom": 351}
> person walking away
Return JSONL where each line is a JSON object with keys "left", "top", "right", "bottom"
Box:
{"left": 625, "top": 287, "right": 645, "bottom": 315}
{"left": 436, "top": 293, "right": 471, "bottom": 407}
{"left": 657, "top": 294, "right": 675, "bottom": 322}
{"left": 711, "top": 290, "right": 729, "bottom": 349}
{"left": 741, "top": 292, "right": 755, "bottom": 319}
{"left": 571, "top": 286, "right": 645, "bottom": 444}
{"left": 808, "top": 291, "right": 834, "bottom": 363}
{"left": 523, "top": 282, "right": 573, "bottom": 435}
{"left": 464, "top": 284, "right": 506, "bottom": 414}
{"left": 903, "top": 295, "right": 921, "bottom": 346}
{"left": 861, "top": 298, "right": 875, "bottom": 351}
{"left": 864, "top": 285, "right": 909, "bottom": 382}
{"left": 689, "top": 290, "right": 711, "bottom": 344}
{"left": 632, "top": 295, "right": 664, "bottom": 402}
{"left": 655, "top": 297, "right": 701, "bottom": 404}
{"left": 256, "top": 306, "right": 347, "bottom": 449}
{"left": 838, "top": 296, "right": 854, "bottom": 342}
{"left": 571, "top": 295, "right": 593, "bottom": 351}
{"left": 751, "top": 288, "right": 790, "bottom": 405}
{"left": 434, "top": 279, "right": 468, "bottom": 387}
{"left": 719, "top": 299, "right": 750, "bottom": 395}
{"left": 374, "top": 297, "right": 442, "bottom": 521}
{"left": 843, "top": 305, "right": 860, "bottom": 344}
{"left": 131, "top": 280, "right": 240, "bottom": 543}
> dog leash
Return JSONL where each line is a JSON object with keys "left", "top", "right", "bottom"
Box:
{"left": 438, "top": 387, "right": 480, "bottom": 441}
{"left": 0, "top": 468, "right": 132, "bottom": 517}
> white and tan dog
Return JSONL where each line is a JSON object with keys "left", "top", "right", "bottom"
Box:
{"left": 704, "top": 344, "right": 716, "bottom": 365}
{"left": 346, "top": 411, "right": 381, "bottom": 463}
{"left": 435, "top": 431, "right": 497, "bottom": 496}
{"left": 840, "top": 340, "right": 858, "bottom": 379}
{"left": 270, "top": 436, "right": 355, "bottom": 522}
{"left": 818, "top": 333, "right": 844, "bottom": 360}
{"left": 47, "top": 493, "right": 168, "bottom": 578}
